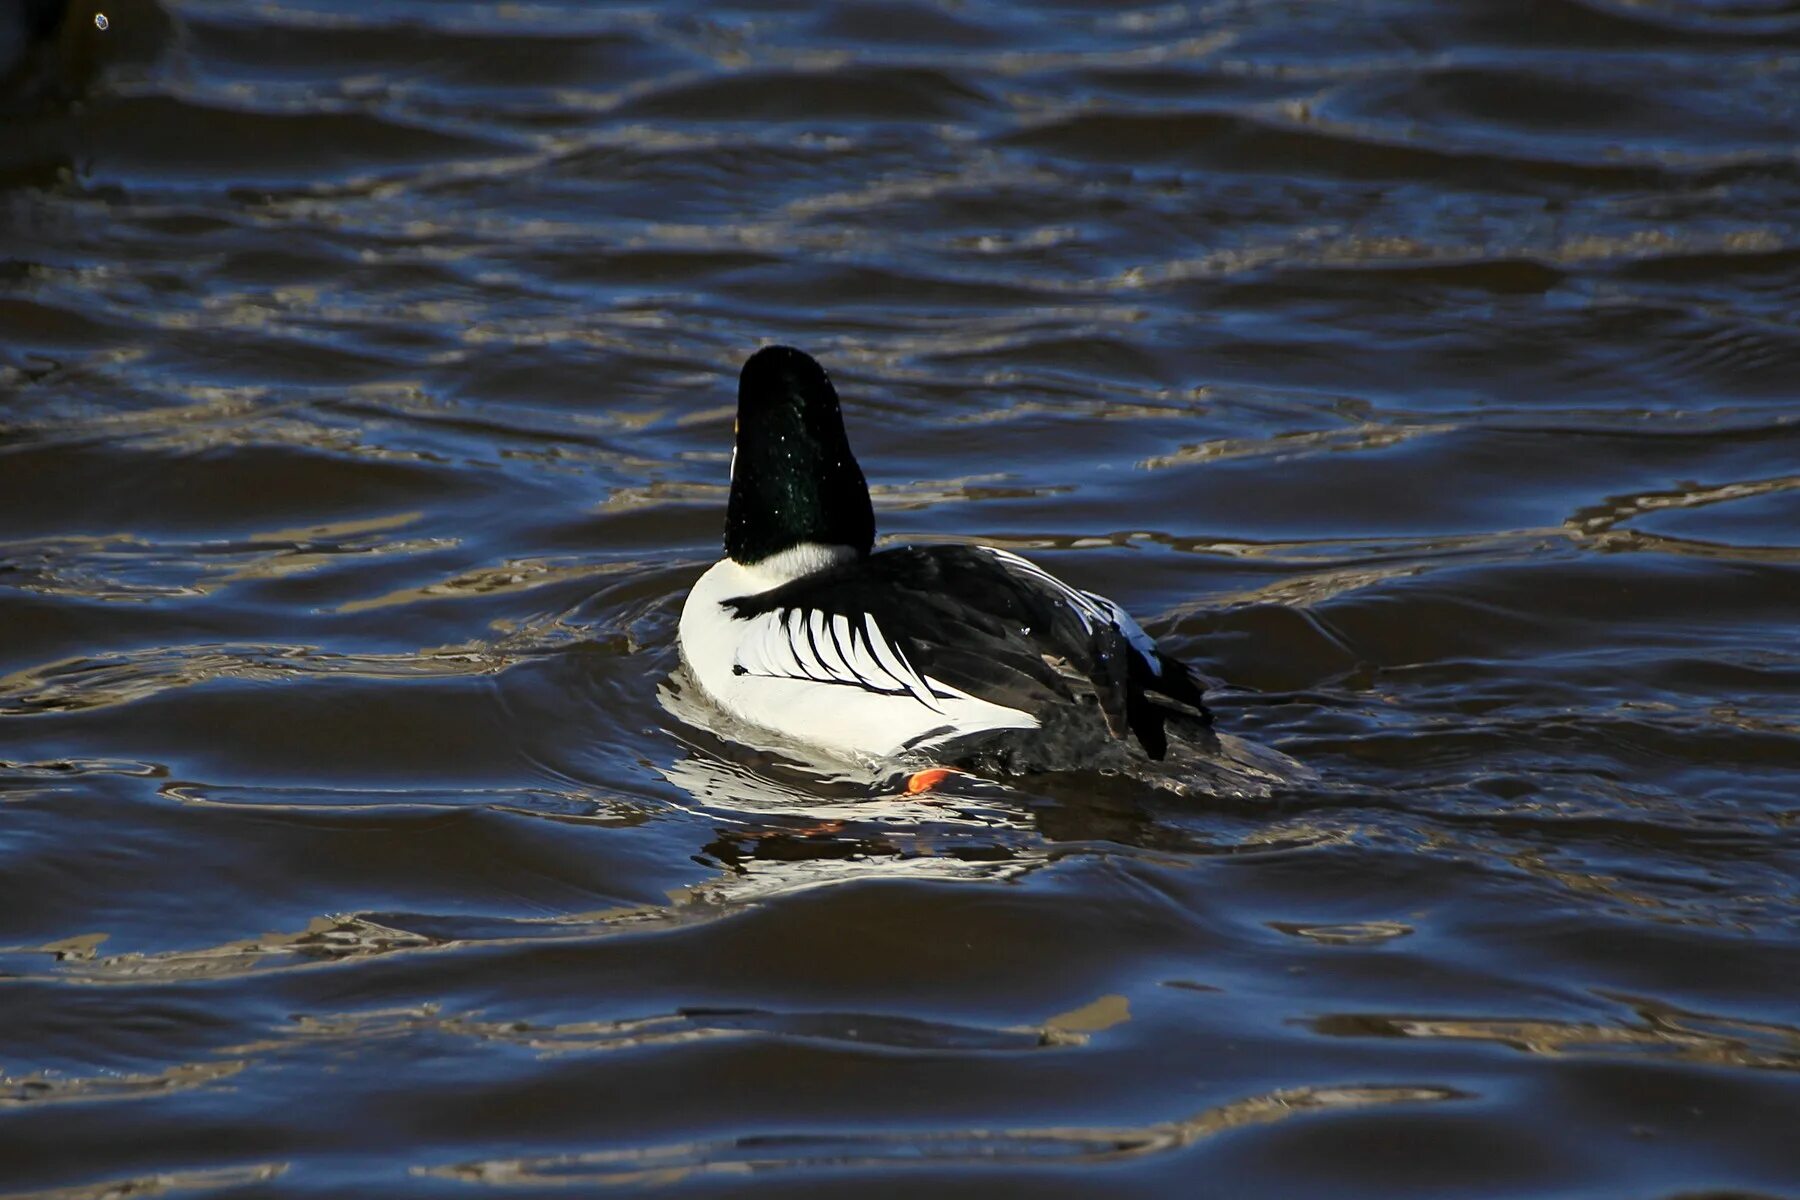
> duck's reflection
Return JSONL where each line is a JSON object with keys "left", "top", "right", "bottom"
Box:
{"left": 658, "top": 669, "right": 1054, "bottom": 900}
{"left": 656, "top": 664, "right": 1329, "bottom": 900}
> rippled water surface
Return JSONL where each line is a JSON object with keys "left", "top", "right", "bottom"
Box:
{"left": 3, "top": 0, "right": 1799, "bottom": 1195}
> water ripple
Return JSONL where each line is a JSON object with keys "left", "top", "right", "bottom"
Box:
{"left": 2, "top": 0, "right": 1796, "bottom": 1194}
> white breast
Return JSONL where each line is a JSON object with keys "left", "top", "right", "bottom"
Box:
{"left": 676, "top": 555, "right": 1038, "bottom": 763}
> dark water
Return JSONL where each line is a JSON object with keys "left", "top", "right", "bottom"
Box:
{"left": 3, "top": 0, "right": 1799, "bottom": 1195}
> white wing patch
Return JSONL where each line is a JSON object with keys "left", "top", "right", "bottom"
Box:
{"left": 680, "top": 557, "right": 1040, "bottom": 760}
{"left": 979, "top": 547, "right": 1163, "bottom": 677}
{"left": 733, "top": 607, "right": 945, "bottom": 713}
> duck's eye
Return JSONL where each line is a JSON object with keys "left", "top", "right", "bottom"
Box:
{"left": 94, "top": 12, "right": 110, "bottom": 30}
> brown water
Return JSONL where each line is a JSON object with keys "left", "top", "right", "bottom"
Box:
{"left": 3, "top": 0, "right": 1799, "bottom": 1195}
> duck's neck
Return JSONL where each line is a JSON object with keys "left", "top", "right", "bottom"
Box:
{"left": 730, "top": 541, "right": 862, "bottom": 592}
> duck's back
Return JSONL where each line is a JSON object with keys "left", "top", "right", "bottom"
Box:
{"left": 682, "top": 543, "right": 1212, "bottom": 769}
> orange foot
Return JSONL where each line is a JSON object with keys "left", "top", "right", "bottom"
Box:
{"left": 904, "top": 766, "right": 963, "bottom": 794}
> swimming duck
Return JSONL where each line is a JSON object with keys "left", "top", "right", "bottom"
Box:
{"left": 677, "top": 345, "right": 1220, "bottom": 780}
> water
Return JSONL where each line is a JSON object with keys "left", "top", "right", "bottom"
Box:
{"left": 2, "top": 0, "right": 1798, "bottom": 1195}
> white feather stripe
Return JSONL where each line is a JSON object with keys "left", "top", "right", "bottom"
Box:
{"left": 846, "top": 623, "right": 904, "bottom": 693}
{"left": 756, "top": 612, "right": 797, "bottom": 678}
{"left": 827, "top": 612, "right": 891, "bottom": 691}
{"left": 743, "top": 612, "right": 780, "bottom": 678}
{"left": 729, "top": 605, "right": 922, "bottom": 696}
{"left": 808, "top": 608, "right": 858, "bottom": 683}
{"left": 734, "top": 612, "right": 776, "bottom": 677}
{"left": 862, "top": 614, "right": 942, "bottom": 712}
{"left": 981, "top": 547, "right": 1104, "bottom": 630}
{"left": 830, "top": 613, "right": 891, "bottom": 691}
{"left": 765, "top": 610, "right": 802, "bottom": 678}
{"left": 1015, "top": 554, "right": 1103, "bottom": 624}
{"left": 784, "top": 610, "right": 830, "bottom": 680}
{"left": 981, "top": 548, "right": 1162, "bottom": 675}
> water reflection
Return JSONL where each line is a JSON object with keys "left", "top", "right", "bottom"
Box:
{"left": 415, "top": 1082, "right": 1468, "bottom": 1187}
{"left": 0, "top": 1164, "right": 287, "bottom": 1200}
{"left": 229, "top": 992, "right": 1123, "bottom": 1063}
{"left": 1, "top": 1058, "right": 245, "bottom": 1110}
{"left": 1314, "top": 994, "right": 1800, "bottom": 1074}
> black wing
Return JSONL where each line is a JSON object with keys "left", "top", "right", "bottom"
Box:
{"left": 723, "top": 544, "right": 1210, "bottom": 762}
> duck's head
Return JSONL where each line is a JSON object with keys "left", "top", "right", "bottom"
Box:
{"left": 725, "top": 345, "right": 875, "bottom": 568}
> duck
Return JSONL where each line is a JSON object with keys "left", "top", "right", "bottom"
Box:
{"left": 677, "top": 345, "right": 1230, "bottom": 786}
